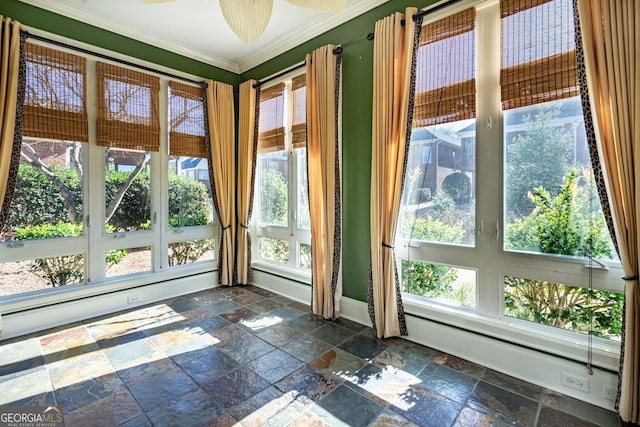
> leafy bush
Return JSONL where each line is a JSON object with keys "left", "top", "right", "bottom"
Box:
{"left": 260, "top": 169, "right": 288, "bottom": 226}
{"left": 401, "top": 260, "right": 458, "bottom": 299}
{"left": 14, "top": 222, "right": 127, "bottom": 287}
{"left": 105, "top": 170, "right": 151, "bottom": 231}
{"left": 168, "top": 239, "right": 214, "bottom": 266}
{"left": 168, "top": 173, "right": 212, "bottom": 228}
{"left": 442, "top": 172, "right": 471, "bottom": 205}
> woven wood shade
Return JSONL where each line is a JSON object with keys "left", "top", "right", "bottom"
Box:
{"left": 96, "top": 62, "right": 160, "bottom": 152}
{"left": 258, "top": 83, "right": 285, "bottom": 153}
{"left": 168, "top": 81, "right": 207, "bottom": 158}
{"left": 23, "top": 43, "right": 88, "bottom": 142}
{"left": 291, "top": 74, "right": 307, "bottom": 149}
{"left": 413, "top": 8, "right": 476, "bottom": 127}
{"left": 500, "top": 0, "right": 577, "bottom": 110}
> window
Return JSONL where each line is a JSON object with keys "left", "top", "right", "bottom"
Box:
{"left": 252, "top": 74, "right": 311, "bottom": 274}
{"left": 0, "top": 41, "right": 216, "bottom": 300}
{"left": 397, "top": 0, "right": 622, "bottom": 357}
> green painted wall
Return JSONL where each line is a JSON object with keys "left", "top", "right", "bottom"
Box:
{"left": 1, "top": 0, "right": 239, "bottom": 85}
{"left": 2, "top": 0, "right": 439, "bottom": 304}
{"left": 241, "top": 1, "right": 436, "bottom": 302}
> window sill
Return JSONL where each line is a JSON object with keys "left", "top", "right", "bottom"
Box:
{"left": 401, "top": 293, "right": 621, "bottom": 372}
{"left": 251, "top": 260, "right": 311, "bottom": 286}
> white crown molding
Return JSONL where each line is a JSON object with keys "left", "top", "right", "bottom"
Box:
{"left": 18, "top": 0, "right": 241, "bottom": 73}
{"left": 237, "top": 0, "right": 388, "bottom": 73}
{"left": 18, "top": 0, "right": 387, "bottom": 75}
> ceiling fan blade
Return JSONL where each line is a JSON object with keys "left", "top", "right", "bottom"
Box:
{"left": 219, "top": 0, "right": 273, "bottom": 43}
{"left": 285, "top": 0, "right": 346, "bottom": 13}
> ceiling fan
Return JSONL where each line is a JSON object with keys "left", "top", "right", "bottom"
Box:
{"left": 140, "top": 0, "right": 346, "bottom": 43}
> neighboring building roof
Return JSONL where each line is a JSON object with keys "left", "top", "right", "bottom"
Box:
{"left": 181, "top": 157, "right": 204, "bottom": 169}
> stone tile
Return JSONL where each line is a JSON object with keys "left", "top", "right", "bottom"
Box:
{"left": 208, "top": 324, "right": 251, "bottom": 348}
{"left": 221, "top": 335, "right": 275, "bottom": 365}
{"left": 102, "top": 338, "right": 159, "bottom": 370}
{"left": 166, "top": 296, "right": 200, "bottom": 313}
{"left": 40, "top": 326, "right": 100, "bottom": 364}
{"left": 48, "top": 351, "right": 115, "bottom": 389}
{"left": 263, "top": 305, "right": 305, "bottom": 322}
{"left": 202, "top": 366, "right": 271, "bottom": 408}
{"left": 9, "top": 391, "right": 57, "bottom": 407}
{"left": 208, "top": 412, "right": 239, "bottom": 427}
{"left": 281, "top": 335, "right": 333, "bottom": 363}
{"left": 481, "top": 368, "right": 544, "bottom": 401}
{"left": 119, "top": 413, "right": 153, "bottom": 427}
{"left": 239, "top": 311, "right": 287, "bottom": 333}
{"left": 347, "top": 362, "right": 421, "bottom": 405}
{"left": 312, "top": 384, "right": 384, "bottom": 427}
{"left": 370, "top": 409, "right": 421, "bottom": 427}
{"left": 219, "top": 286, "right": 250, "bottom": 298}
{"left": 417, "top": 362, "right": 478, "bottom": 404}
{"left": 144, "top": 325, "right": 206, "bottom": 351}
{"left": 181, "top": 307, "right": 231, "bottom": 333}
{"left": 257, "top": 323, "right": 303, "bottom": 346}
{"left": 190, "top": 289, "right": 231, "bottom": 306}
{"left": 117, "top": 356, "right": 182, "bottom": 387}
{"left": 163, "top": 335, "right": 218, "bottom": 361}
{"left": 270, "top": 294, "right": 296, "bottom": 304}
{"left": 283, "top": 313, "right": 328, "bottom": 333}
{"left": 338, "top": 334, "right": 388, "bottom": 361}
{"left": 391, "top": 384, "right": 463, "bottom": 427}
{"left": 251, "top": 288, "right": 277, "bottom": 298}
{"left": 467, "top": 380, "right": 538, "bottom": 427}
{"left": 542, "top": 390, "right": 620, "bottom": 427}
{"left": 128, "top": 369, "right": 200, "bottom": 412}
{"left": 288, "top": 301, "right": 310, "bottom": 312}
{"left": 274, "top": 365, "right": 341, "bottom": 407}
{"left": 332, "top": 317, "right": 368, "bottom": 332}
{"left": 247, "top": 349, "right": 304, "bottom": 383}
{"left": 219, "top": 306, "right": 259, "bottom": 324}
{"left": 64, "top": 390, "right": 142, "bottom": 427}
{"left": 54, "top": 372, "right": 126, "bottom": 412}
{"left": 372, "top": 344, "right": 431, "bottom": 376}
{"left": 311, "top": 348, "right": 367, "bottom": 382}
{"left": 0, "top": 366, "right": 53, "bottom": 405}
{"left": 201, "top": 300, "right": 242, "bottom": 315}
{"left": 247, "top": 298, "right": 283, "bottom": 314}
{"left": 309, "top": 323, "right": 355, "bottom": 346}
{"left": 0, "top": 336, "right": 43, "bottom": 371}
{"left": 432, "top": 351, "right": 486, "bottom": 379}
{"left": 537, "top": 406, "right": 603, "bottom": 427}
{"left": 180, "top": 349, "right": 240, "bottom": 385}
{"left": 228, "top": 386, "right": 291, "bottom": 422}
{"left": 146, "top": 388, "right": 224, "bottom": 426}
{"left": 232, "top": 292, "right": 265, "bottom": 305}
{"left": 288, "top": 411, "right": 333, "bottom": 427}
{"left": 452, "top": 406, "right": 512, "bottom": 426}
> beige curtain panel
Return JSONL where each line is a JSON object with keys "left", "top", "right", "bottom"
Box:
{"left": 306, "top": 45, "right": 342, "bottom": 319}
{"left": 0, "top": 17, "right": 23, "bottom": 229}
{"left": 369, "top": 7, "right": 418, "bottom": 338}
{"left": 577, "top": 0, "right": 640, "bottom": 423}
{"left": 206, "top": 80, "right": 236, "bottom": 286}
{"left": 236, "top": 80, "right": 258, "bottom": 285}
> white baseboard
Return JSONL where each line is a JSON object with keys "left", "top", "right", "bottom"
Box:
{"left": 251, "top": 271, "right": 617, "bottom": 411}
{"left": 0, "top": 271, "right": 217, "bottom": 340}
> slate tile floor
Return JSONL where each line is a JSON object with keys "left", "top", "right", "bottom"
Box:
{"left": 0, "top": 285, "right": 621, "bottom": 427}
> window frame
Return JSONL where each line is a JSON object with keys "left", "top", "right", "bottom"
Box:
{"left": 0, "top": 38, "right": 218, "bottom": 312}
{"left": 395, "top": 0, "right": 623, "bottom": 371}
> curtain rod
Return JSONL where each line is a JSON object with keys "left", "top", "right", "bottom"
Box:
{"left": 367, "top": 0, "right": 465, "bottom": 40}
{"left": 254, "top": 46, "right": 343, "bottom": 88}
{"left": 24, "top": 31, "right": 208, "bottom": 87}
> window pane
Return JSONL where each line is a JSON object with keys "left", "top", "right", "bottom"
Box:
{"left": 400, "top": 119, "right": 476, "bottom": 246}
{"left": 504, "top": 98, "right": 616, "bottom": 260}
{"left": 299, "top": 243, "right": 311, "bottom": 270}
{"left": 257, "top": 151, "right": 288, "bottom": 226}
{"left": 297, "top": 148, "right": 310, "bottom": 229}
{"left": 260, "top": 237, "right": 289, "bottom": 264}
{"left": 168, "top": 239, "right": 215, "bottom": 266}
{"left": 105, "top": 148, "right": 151, "bottom": 232}
{"left": 504, "top": 275, "right": 623, "bottom": 340}
{"left": 0, "top": 254, "right": 85, "bottom": 296}
{"left": 168, "top": 156, "right": 214, "bottom": 227}
{"left": 402, "top": 260, "right": 476, "bottom": 308}
{"left": 105, "top": 246, "right": 151, "bottom": 278}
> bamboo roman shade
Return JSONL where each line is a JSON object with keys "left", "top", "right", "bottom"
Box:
{"left": 23, "top": 42, "right": 88, "bottom": 142}
{"left": 291, "top": 74, "right": 307, "bottom": 149}
{"left": 96, "top": 62, "right": 160, "bottom": 152}
{"left": 413, "top": 8, "right": 476, "bottom": 127}
{"left": 500, "top": 0, "right": 578, "bottom": 110}
{"left": 168, "top": 81, "right": 207, "bottom": 158}
{"left": 257, "top": 82, "right": 285, "bottom": 153}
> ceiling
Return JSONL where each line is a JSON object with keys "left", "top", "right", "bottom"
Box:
{"left": 19, "top": 0, "right": 387, "bottom": 74}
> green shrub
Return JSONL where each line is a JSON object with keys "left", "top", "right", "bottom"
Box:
{"left": 168, "top": 239, "right": 214, "bottom": 266}
{"left": 442, "top": 172, "right": 471, "bottom": 205}
{"left": 168, "top": 173, "right": 211, "bottom": 228}
{"left": 260, "top": 169, "right": 288, "bottom": 226}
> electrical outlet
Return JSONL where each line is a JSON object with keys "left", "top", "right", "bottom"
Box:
{"left": 603, "top": 386, "right": 616, "bottom": 401}
{"left": 127, "top": 295, "right": 142, "bottom": 304}
{"left": 561, "top": 372, "right": 589, "bottom": 392}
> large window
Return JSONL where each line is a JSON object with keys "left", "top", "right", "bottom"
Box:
{"left": 0, "top": 41, "right": 216, "bottom": 300}
{"left": 397, "top": 0, "right": 622, "bottom": 358}
{"left": 252, "top": 74, "right": 311, "bottom": 274}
